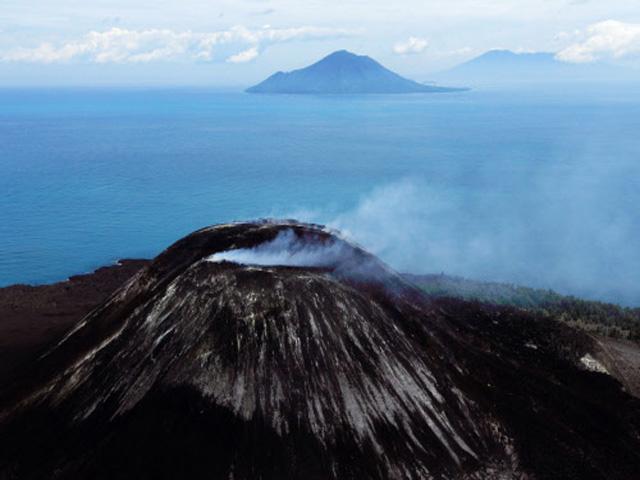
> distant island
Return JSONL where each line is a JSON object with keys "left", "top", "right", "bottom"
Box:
{"left": 247, "top": 50, "right": 466, "bottom": 94}
{"left": 434, "top": 49, "right": 629, "bottom": 86}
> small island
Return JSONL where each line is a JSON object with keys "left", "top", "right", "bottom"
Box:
{"left": 247, "top": 50, "right": 466, "bottom": 94}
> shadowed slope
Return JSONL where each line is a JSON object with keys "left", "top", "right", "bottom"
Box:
{"left": 1, "top": 221, "right": 639, "bottom": 479}
{"left": 0, "top": 222, "right": 507, "bottom": 479}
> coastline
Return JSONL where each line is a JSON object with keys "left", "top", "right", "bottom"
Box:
{"left": 0, "top": 259, "right": 149, "bottom": 383}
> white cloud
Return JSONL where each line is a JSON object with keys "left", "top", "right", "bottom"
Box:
{"left": 556, "top": 20, "right": 640, "bottom": 63}
{"left": 393, "top": 36, "right": 428, "bottom": 55}
{"left": 0, "top": 25, "right": 356, "bottom": 64}
{"left": 226, "top": 46, "right": 259, "bottom": 63}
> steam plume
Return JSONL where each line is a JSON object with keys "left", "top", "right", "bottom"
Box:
{"left": 207, "top": 229, "right": 352, "bottom": 268}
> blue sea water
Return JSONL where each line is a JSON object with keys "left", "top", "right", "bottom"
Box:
{"left": 1, "top": 87, "right": 639, "bottom": 305}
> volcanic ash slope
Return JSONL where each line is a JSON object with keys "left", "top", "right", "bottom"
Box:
{"left": 1, "top": 221, "right": 639, "bottom": 480}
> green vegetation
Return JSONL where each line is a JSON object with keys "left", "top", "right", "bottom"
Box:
{"left": 406, "top": 273, "right": 640, "bottom": 342}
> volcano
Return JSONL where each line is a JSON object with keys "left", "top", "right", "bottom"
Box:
{"left": 246, "top": 50, "right": 465, "bottom": 94}
{"left": 1, "top": 221, "right": 640, "bottom": 479}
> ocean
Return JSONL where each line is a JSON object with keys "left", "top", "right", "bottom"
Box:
{"left": 1, "top": 86, "right": 639, "bottom": 305}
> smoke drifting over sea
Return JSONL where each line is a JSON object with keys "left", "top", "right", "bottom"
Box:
{"left": 283, "top": 177, "right": 640, "bottom": 307}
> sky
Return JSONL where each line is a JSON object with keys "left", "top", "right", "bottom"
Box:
{"left": 1, "top": 0, "right": 640, "bottom": 86}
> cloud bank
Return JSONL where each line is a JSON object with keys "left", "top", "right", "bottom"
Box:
{"left": 226, "top": 46, "right": 259, "bottom": 63}
{"left": 393, "top": 36, "right": 428, "bottom": 55}
{"left": 556, "top": 20, "right": 640, "bottom": 63}
{"left": 0, "top": 25, "right": 356, "bottom": 64}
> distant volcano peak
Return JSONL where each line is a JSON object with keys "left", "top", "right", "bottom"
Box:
{"left": 247, "top": 50, "right": 466, "bottom": 94}
{"left": 324, "top": 49, "right": 358, "bottom": 58}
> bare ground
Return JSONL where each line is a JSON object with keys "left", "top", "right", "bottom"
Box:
{"left": 0, "top": 259, "right": 149, "bottom": 384}
{"left": 594, "top": 335, "right": 640, "bottom": 398}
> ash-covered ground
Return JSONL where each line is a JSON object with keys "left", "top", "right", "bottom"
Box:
{"left": 1, "top": 221, "right": 639, "bottom": 480}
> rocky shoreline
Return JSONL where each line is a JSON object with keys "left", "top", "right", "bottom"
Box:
{"left": 0, "top": 259, "right": 149, "bottom": 383}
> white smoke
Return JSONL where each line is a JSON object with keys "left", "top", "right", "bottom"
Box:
{"left": 279, "top": 176, "right": 640, "bottom": 307}
{"left": 206, "top": 229, "right": 353, "bottom": 268}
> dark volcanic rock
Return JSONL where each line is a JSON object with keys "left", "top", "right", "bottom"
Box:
{"left": 0, "top": 259, "right": 149, "bottom": 383}
{"left": 1, "top": 221, "right": 639, "bottom": 480}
